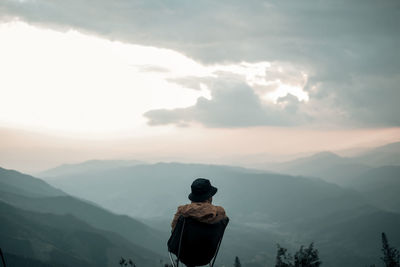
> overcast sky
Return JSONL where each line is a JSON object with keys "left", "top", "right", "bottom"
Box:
{"left": 0, "top": 0, "right": 399, "bottom": 172}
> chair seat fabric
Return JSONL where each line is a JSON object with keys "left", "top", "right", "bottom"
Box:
{"left": 168, "top": 216, "right": 229, "bottom": 266}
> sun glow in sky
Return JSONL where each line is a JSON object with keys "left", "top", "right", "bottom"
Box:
{"left": 0, "top": 21, "right": 309, "bottom": 136}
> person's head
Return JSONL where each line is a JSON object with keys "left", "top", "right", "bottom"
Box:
{"left": 188, "top": 178, "right": 217, "bottom": 203}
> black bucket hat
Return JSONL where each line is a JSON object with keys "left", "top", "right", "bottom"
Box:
{"left": 188, "top": 178, "right": 218, "bottom": 202}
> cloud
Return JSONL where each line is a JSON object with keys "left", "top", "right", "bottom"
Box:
{"left": 308, "top": 74, "right": 400, "bottom": 127}
{"left": 1, "top": 0, "right": 399, "bottom": 127}
{"left": 144, "top": 75, "right": 310, "bottom": 127}
{"left": 166, "top": 76, "right": 214, "bottom": 91}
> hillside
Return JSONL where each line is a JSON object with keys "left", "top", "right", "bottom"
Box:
{"left": 347, "top": 165, "right": 400, "bottom": 213}
{"left": 0, "top": 167, "right": 167, "bottom": 266}
{"left": 0, "top": 167, "right": 65, "bottom": 197}
{"left": 0, "top": 201, "right": 162, "bottom": 267}
{"left": 355, "top": 142, "right": 400, "bottom": 167}
{"left": 0, "top": 191, "right": 165, "bottom": 254}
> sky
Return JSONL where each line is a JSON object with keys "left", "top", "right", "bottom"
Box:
{"left": 0, "top": 0, "right": 399, "bottom": 172}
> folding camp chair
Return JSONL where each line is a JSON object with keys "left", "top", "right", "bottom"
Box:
{"left": 167, "top": 216, "right": 229, "bottom": 267}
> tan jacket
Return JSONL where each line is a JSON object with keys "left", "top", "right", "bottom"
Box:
{"left": 171, "top": 202, "right": 227, "bottom": 230}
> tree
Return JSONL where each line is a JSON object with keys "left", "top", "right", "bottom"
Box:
{"left": 275, "top": 243, "right": 321, "bottom": 267}
{"left": 294, "top": 243, "right": 321, "bottom": 267}
{"left": 119, "top": 257, "right": 127, "bottom": 266}
{"left": 128, "top": 258, "right": 136, "bottom": 267}
{"left": 119, "top": 257, "right": 135, "bottom": 266}
{"left": 381, "top": 232, "right": 400, "bottom": 267}
{"left": 275, "top": 244, "right": 294, "bottom": 267}
{"left": 234, "top": 256, "right": 242, "bottom": 267}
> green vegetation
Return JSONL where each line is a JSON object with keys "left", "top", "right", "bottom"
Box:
{"left": 119, "top": 257, "right": 136, "bottom": 267}
{"left": 273, "top": 234, "right": 400, "bottom": 267}
{"left": 234, "top": 256, "right": 242, "bottom": 267}
{"left": 380, "top": 233, "right": 400, "bottom": 267}
{"left": 275, "top": 243, "right": 321, "bottom": 267}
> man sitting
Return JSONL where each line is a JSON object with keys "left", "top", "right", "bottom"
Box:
{"left": 171, "top": 178, "right": 227, "bottom": 230}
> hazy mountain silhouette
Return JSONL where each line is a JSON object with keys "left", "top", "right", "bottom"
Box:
{"left": 266, "top": 152, "right": 364, "bottom": 181}
{"left": 42, "top": 162, "right": 367, "bottom": 222}
{"left": 37, "top": 159, "right": 144, "bottom": 178}
{"left": 267, "top": 151, "right": 371, "bottom": 185}
{"left": 347, "top": 165, "right": 400, "bottom": 213}
{"left": 263, "top": 142, "right": 400, "bottom": 185}
{"left": 355, "top": 142, "right": 400, "bottom": 167}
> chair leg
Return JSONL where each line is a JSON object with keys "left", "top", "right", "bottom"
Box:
{"left": 168, "top": 252, "right": 177, "bottom": 267}
{"left": 209, "top": 238, "right": 223, "bottom": 267}
{"left": 0, "top": 249, "right": 6, "bottom": 267}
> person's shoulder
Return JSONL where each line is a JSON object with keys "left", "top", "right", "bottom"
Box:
{"left": 212, "top": 203, "right": 225, "bottom": 209}
{"left": 214, "top": 205, "right": 226, "bottom": 214}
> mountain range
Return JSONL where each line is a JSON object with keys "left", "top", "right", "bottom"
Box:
{"left": 2, "top": 141, "right": 399, "bottom": 267}
{"left": 263, "top": 142, "right": 400, "bottom": 185}
{"left": 39, "top": 156, "right": 400, "bottom": 266}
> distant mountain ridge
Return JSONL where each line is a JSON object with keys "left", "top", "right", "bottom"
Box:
{"left": 38, "top": 159, "right": 144, "bottom": 178}
{"left": 263, "top": 141, "right": 400, "bottom": 185}
{"left": 347, "top": 165, "right": 400, "bottom": 213}
{"left": 355, "top": 142, "right": 400, "bottom": 167}
{"left": 270, "top": 151, "right": 351, "bottom": 173}
{"left": 42, "top": 162, "right": 367, "bottom": 221}
{"left": 264, "top": 151, "right": 370, "bottom": 184}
